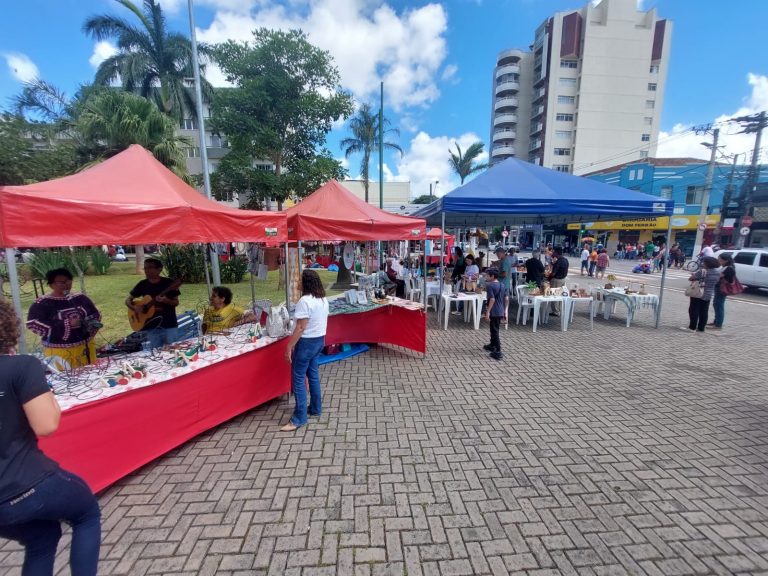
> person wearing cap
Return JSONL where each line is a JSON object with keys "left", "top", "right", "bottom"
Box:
{"left": 493, "top": 246, "right": 512, "bottom": 297}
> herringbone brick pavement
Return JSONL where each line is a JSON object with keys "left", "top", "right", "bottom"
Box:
{"left": 2, "top": 287, "right": 768, "bottom": 575}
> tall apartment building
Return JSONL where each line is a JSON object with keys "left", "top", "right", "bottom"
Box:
{"left": 490, "top": 0, "right": 672, "bottom": 175}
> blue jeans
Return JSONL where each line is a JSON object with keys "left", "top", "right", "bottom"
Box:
{"left": 0, "top": 469, "right": 101, "bottom": 576}
{"left": 290, "top": 336, "right": 325, "bottom": 427}
{"left": 144, "top": 327, "right": 179, "bottom": 349}
{"left": 712, "top": 290, "right": 726, "bottom": 327}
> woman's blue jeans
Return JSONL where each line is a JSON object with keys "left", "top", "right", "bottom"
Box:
{"left": 712, "top": 290, "right": 726, "bottom": 327}
{"left": 290, "top": 336, "right": 325, "bottom": 427}
{"left": 0, "top": 469, "right": 101, "bottom": 576}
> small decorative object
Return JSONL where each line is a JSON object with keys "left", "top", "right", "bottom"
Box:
{"left": 174, "top": 350, "right": 190, "bottom": 367}
{"left": 606, "top": 274, "right": 617, "bottom": 282}
{"left": 638, "top": 283, "right": 647, "bottom": 295}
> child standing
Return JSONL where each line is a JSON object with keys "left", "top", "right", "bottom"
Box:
{"left": 483, "top": 268, "right": 509, "bottom": 361}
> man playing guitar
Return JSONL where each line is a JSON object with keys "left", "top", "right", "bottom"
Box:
{"left": 125, "top": 258, "right": 181, "bottom": 349}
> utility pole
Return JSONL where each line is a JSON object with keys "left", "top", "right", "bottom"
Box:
{"left": 731, "top": 111, "right": 767, "bottom": 248}
{"left": 429, "top": 180, "right": 439, "bottom": 202}
{"left": 692, "top": 127, "right": 719, "bottom": 257}
{"left": 714, "top": 153, "right": 740, "bottom": 247}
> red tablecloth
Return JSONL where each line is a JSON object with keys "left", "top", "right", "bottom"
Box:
{"left": 39, "top": 339, "right": 290, "bottom": 493}
{"left": 326, "top": 304, "right": 426, "bottom": 354}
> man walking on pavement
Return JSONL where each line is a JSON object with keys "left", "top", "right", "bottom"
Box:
{"left": 547, "top": 247, "right": 569, "bottom": 316}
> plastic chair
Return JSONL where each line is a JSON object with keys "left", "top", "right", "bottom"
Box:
{"left": 515, "top": 285, "right": 535, "bottom": 326}
{"left": 407, "top": 276, "right": 422, "bottom": 303}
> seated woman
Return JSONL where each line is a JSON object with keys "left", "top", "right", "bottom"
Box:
{"left": 202, "top": 286, "right": 255, "bottom": 334}
{"left": 462, "top": 255, "right": 480, "bottom": 290}
{"left": 26, "top": 268, "right": 102, "bottom": 368}
{"left": 376, "top": 265, "right": 397, "bottom": 295}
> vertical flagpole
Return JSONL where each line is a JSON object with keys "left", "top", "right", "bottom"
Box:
{"left": 379, "top": 82, "right": 385, "bottom": 268}
{"left": 188, "top": 0, "right": 221, "bottom": 286}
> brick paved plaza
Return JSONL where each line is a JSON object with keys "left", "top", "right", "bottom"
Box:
{"left": 2, "top": 282, "right": 767, "bottom": 575}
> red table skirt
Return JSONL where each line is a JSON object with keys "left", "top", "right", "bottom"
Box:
{"left": 326, "top": 304, "right": 426, "bottom": 354}
{"left": 39, "top": 339, "right": 291, "bottom": 493}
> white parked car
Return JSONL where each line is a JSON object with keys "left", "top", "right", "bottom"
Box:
{"left": 715, "top": 248, "right": 768, "bottom": 289}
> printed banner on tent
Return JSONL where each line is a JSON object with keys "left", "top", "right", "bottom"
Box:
{"left": 567, "top": 215, "right": 720, "bottom": 231}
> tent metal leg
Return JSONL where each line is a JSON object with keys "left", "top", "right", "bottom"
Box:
{"left": 5, "top": 248, "right": 27, "bottom": 354}
{"left": 655, "top": 218, "right": 674, "bottom": 328}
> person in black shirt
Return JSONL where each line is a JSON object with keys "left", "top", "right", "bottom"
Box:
{"left": 0, "top": 300, "right": 101, "bottom": 575}
{"left": 125, "top": 258, "right": 181, "bottom": 349}
{"left": 547, "top": 247, "right": 569, "bottom": 315}
{"left": 525, "top": 251, "right": 545, "bottom": 288}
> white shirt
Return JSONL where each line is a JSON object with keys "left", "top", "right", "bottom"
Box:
{"left": 464, "top": 264, "right": 480, "bottom": 279}
{"left": 701, "top": 246, "right": 715, "bottom": 258}
{"left": 294, "top": 295, "right": 329, "bottom": 338}
{"left": 581, "top": 249, "right": 590, "bottom": 261}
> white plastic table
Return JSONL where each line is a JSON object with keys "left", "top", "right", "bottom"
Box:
{"left": 531, "top": 295, "right": 569, "bottom": 332}
{"left": 441, "top": 293, "right": 484, "bottom": 330}
{"left": 594, "top": 288, "right": 659, "bottom": 327}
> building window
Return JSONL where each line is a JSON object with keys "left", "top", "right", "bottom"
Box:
{"left": 554, "top": 148, "right": 571, "bottom": 156}
{"left": 660, "top": 185, "right": 673, "bottom": 199}
{"left": 185, "top": 146, "right": 200, "bottom": 158}
{"left": 560, "top": 60, "right": 578, "bottom": 69}
{"left": 181, "top": 118, "right": 197, "bottom": 130}
{"left": 629, "top": 170, "right": 636, "bottom": 180}
{"left": 210, "top": 134, "right": 222, "bottom": 147}
{"left": 641, "top": 134, "right": 650, "bottom": 142}
{"left": 555, "top": 130, "right": 572, "bottom": 139}
{"left": 648, "top": 83, "right": 657, "bottom": 91}
{"left": 554, "top": 165, "right": 570, "bottom": 172}
{"left": 650, "top": 64, "right": 660, "bottom": 74}
{"left": 255, "top": 164, "right": 274, "bottom": 172}
{"left": 645, "top": 100, "right": 655, "bottom": 109}
{"left": 644, "top": 117, "right": 653, "bottom": 126}
{"left": 640, "top": 151, "right": 649, "bottom": 159}
{"left": 686, "top": 185, "right": 704, "bottom": 204}
{"left": 556, "top": 113, "right": 574, "bottom": 122}
{"left": 559, "top": 77, "right": 577, "bottom": 86}
{"left": 557, "top": 95, "right": 575, "bottom": 105}
{"left": 637, "top": 168, "right": 644, "bottom": 179}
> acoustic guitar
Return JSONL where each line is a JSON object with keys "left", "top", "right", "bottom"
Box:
{"left": 127, "top": 279, "right": 183, "bottom": 332}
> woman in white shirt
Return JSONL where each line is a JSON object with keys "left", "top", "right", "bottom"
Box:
{"left": 281, "top": 270, "right": 330, "bottom": 431}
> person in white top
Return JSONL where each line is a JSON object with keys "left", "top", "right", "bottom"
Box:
{"left": 700, "top": 245, "right": 715, "bottom": 259}
{"left": 580, "top": 246, "right": 590, "bottom": 276}
{"left": 281, "top": 270, "right": 330, "bottom": 432}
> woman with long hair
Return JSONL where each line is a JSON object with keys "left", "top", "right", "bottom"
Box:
{"left": 281, "top": 270, "right": 330, "bottom": 432}
{"left": 686, "top": 256, "right": 720, "bottom": 332}
{"left": 711, "top": 254, "right": 736, "bottom": 329}
{"left": 0, "top": 300, "right": 101, "bottom": 575}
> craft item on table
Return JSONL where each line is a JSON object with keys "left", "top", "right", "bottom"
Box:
{"left": 173, "top": 349, "right": 191, "bottom": 367}
{"left": 122, "top": 362, "right": 147, "bottom": 379}
{"left": 266, "top": 305, "right": 290, "bottom": 338}
{"left": 247, "top": 324, "right": 263, "bottom": 343}
{"left": 356, "top": 290, "right": 368, "bottom": 305}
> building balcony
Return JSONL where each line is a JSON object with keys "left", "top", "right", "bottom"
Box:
{"left": 530, "top": 122, "right": 543, "bottom": 135}
{"left": 492, "top": 145, "right": 516, "bottom": 158}
{"left": 533, "top": 87, "right": 546, "bottom": 100}
{"left": 493, "top": 129, "right": 517, "bottom": 141}
{"left": 495, "top": 64, "right": 521, "bottom": 78}
{"left": 494, "top": 97, "right": 519, "bottom": 111}
{"left": 206, "top": 146, "right": 230, "bottom": 160}
{"left": 493, "top": 113, "right": 518, "bottom": 126}
{"left": 532, "top": 105, "right": 545, "bottom": 118}
{"left": 495, "top": 81, "right": 520, "bottom": 95}
{"left": 529, "top": 139, "right": 542, "bottom": 151}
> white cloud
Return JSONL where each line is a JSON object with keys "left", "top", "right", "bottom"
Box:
{"left": 3, "top": 52, "right": 39, "bottom": 83}
{"left": 441, "top": 64, "right": 459, "bottom": 84}
{"left": 657, "top": 73, "right": 768, "bottom": 163}
{"left": 395, "top": 131, "right": 489, "bottom": 200}
{"left": 196, "top": 0, "right": 449, "bottom": 111}
{"left": 88, "top": 41, "right": 118, "bottom": 68}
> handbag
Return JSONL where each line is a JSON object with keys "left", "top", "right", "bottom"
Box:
{"left": 720, "top": 276, "right": 744, "bottom": 295}
{"left": 685, "top": 277, "right": 705, "bottom": 299}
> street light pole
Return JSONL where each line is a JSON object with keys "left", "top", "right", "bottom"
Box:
{"left": 692, "top": 128, "right": 719, "bottom": 257}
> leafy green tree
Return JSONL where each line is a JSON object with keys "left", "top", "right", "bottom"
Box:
{"left": 210, "top": 28, "right": 353, "bottom": 208}
{"left": 83, "top": 0, "right": 212, "bottom": 120}
{"left": 73, "top": 89, "right": 190, "bottom": 176}
{"left": 340, "top": 103, "right": 402, "bottom": 203}
{"left": 449, "top": 141, "right": 488, "bottom": 184}
{"left": 412, "top": 194, "right": 435, "bottom": 205}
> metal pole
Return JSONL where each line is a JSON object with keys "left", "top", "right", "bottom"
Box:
{"left": 378, "top": 81, "right": 385, "bottom": 268}
{"left": 187, "top": 0, "right": 221, "bottom": 285}
{"left": 4, "top": 248, "right": 27, "bottom": 353}
{"left": 439, "top": 212, "right": 445, "bottom": 315}
{"left": 736, "top": 111, "right": 766, "bottom": 249}
{"left": 655, "top": 216, "right": 673, "bottom": 328}
{"left": 692, "top": 128, "right": 719, "bottom": 257}
{"left": 283, "top": 243, "right": 290, "bottom": 306}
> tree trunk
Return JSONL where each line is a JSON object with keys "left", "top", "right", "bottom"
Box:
{"left": 135, "top": 245, "right": 145, "bottom": 275}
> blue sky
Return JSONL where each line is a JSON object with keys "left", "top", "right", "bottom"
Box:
{"left": 2, "top": 0, "right": 767, "bottom": 198}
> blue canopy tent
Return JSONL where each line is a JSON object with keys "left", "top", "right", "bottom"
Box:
{"left": 412, "top": 159, "right": 675, "bottom": 327}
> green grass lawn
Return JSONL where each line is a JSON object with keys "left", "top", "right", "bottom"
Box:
{"left": 13, "top": 263, "right": 343, "bottom": 351}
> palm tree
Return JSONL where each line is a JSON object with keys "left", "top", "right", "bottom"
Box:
{"left": 74, "top": 89, "right": 190, "bottom": 177}
{"left": 83, "top": 0, "right": 212, "bottom": 121}
{"left": 340, "top": 103, "right": 402, "bottom": 203}
{"left": 449, "top": 142, "right": 488, "bottom": 184}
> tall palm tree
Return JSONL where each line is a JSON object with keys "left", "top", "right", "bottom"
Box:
{"left": 340, "top": 103, "right": 402, "bottom": 203}
{"left": 83, "top": 0, "right": 212, "bottom": 121}
{"left": 449, "top": 141, "right": 488, "bottom": 184}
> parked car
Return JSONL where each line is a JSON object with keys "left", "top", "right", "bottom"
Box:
{"left": 715, "top": 248, "right": 768, "bottom": 290}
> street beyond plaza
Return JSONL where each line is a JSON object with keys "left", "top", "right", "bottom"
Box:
{"left": 1, "top": 263, "right": 767, "bottom": 576}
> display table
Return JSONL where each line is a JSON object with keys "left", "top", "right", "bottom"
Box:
{"left": 440, "top": 293, "right": 484, "bottom": 330}
{"left": 594, "top": 288, "right": 659, "bottom": 327}
{"left": 326, "top": 298, "right": 426, "bottom": 354}
{"left": 531, "top": 295, "right": 569, "bottom": 333}
{"left": 39, "top": 337, "right": 290, "bottom": 493}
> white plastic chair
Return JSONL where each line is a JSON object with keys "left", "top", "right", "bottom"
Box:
{"left": 407, "top": 276, "right": 422, "bottom": 303}
{"left": 515, "top": 284, "right": 535, "bottom": 325}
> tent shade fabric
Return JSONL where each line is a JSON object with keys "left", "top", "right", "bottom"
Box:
{"left": 286, "top": 180, "right": 426, "bottom": 241}
{"left": 0, "top": 145, "right": 286, "bottom": 247}
{"left": 426, "top": 227, "right": 455, "bottom": 240}
{"left": 412, "top": 158, "right": 673, "bottom": 227}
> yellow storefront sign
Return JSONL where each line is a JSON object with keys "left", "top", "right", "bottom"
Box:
{"left": 567, "top": 215, "right": 719, "bottom": 231}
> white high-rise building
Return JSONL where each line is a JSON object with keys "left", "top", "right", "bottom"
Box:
{"left": 490, "top": 0, "right": 672, "bottom": 175}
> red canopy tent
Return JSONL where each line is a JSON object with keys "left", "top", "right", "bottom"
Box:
{"left": 286, "top": 180, "right": 426, "bottom": 241}
{"left": 0, "top": 144, "right": 286, "bottom": 246}
{"left": 425, "top": 227, "right": 454, "bottom": 265}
